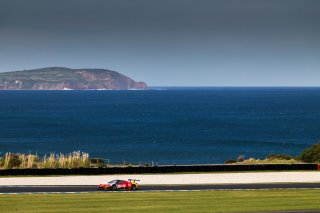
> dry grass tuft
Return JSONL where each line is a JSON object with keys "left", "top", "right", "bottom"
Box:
{"left": 0, "top": 151, "right": 90, "bottom": 169}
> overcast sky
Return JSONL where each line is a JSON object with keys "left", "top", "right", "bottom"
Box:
{"left": 0, "top": 0, "right": 320, "bottom": 86}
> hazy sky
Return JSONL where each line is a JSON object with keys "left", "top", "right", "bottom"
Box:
{"left": 1, "top": 0, "right": 320, "bottom": 86}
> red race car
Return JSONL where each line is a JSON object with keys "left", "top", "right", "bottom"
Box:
{"left": 98, "top": 179, "right": 139, "bottom": 191}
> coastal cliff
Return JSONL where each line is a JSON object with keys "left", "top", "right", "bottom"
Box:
{"left": 0, "top": 67, "right": 147, "bottom": 90}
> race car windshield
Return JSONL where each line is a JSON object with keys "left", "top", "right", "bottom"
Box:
{"left": 108, "top": 180, "right": 118, "bottom": 184}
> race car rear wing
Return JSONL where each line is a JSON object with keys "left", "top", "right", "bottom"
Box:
{"left": 128, "top": 179, "right": 140, "bottom": 182}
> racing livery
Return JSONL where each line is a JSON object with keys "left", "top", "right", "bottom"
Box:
{"left": 98, "top": 179, "right": 139, "bottom": 191}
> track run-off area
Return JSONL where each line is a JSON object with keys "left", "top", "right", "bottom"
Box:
{"left": 1, "top": 171, "right": 320, "bottom": 185}
{"left": 1, "top": 172, "right": 320, "bottom": 194}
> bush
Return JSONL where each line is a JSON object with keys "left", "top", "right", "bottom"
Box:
{"left": 40, "top": 151, "right": 90, "bottom": 168}
{"left": 89, "top": 158, "right": 105, "bottom": 164}
{"left": 90, "top": 158, "right": 105, "bottom": 168}
{"left": 299, "top": 143, "right": 320, "bottom": 163}
{"left": 267, "top": 154, "right": 293, "bottom": 160}
{"left": 0, "top": 157, "right": 3, "bottom": 167}
{"left": 237, "top": 155, "right": 245, "bottom": 162}
{"left": 0, "top": 151, "right": 90, "bottom": 169}
{"left": 224, "top": 159, "right": 237, "bottom": 164}
{"left": 3, "top": 153, "right": 22, "bottom": 169}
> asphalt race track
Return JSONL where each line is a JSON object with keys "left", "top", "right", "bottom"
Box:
{"left": 1, "top": 183, "right": 320, "bottom": 194}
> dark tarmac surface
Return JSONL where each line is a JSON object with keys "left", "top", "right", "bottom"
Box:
{"left": 0, "top": 183, "right": 320, "bottom": 193}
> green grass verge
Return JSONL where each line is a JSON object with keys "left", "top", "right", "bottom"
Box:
{"left": 1, "top": 189, "right": 320, "bottom": 212}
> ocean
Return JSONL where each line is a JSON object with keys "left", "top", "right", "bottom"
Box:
{"left": 1, "top": 87, "right": 320, "bottom": 164}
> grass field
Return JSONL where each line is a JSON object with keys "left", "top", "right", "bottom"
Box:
{"left": 1, "top": 189, "right": 320, "bottom": 212}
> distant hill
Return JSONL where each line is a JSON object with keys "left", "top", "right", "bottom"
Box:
{"left": 0, "top": 67, "right": 147, "bottom": 90}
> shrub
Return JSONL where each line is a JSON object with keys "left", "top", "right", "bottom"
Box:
{"left": 90, "top": 158, "right": 105, "bottom": 168}
{"left": 0, "top": 151, "right": 90, "bottom": 169}
{"left": 90, "top": 158, "right": 105, "bottom": 164}
{"left": 0, "top": 157, "right": 3, "bottom": 167}
{"left": 224, "top": 159, "right": 237, "bottom": 164}
{"left": 267, "top": 154, "right": 293, "bottom": 160}
{"left": 3, "top": 153, "right": 22, "bottom": 169}
{"left": 40, "top": 151, "right": 90, "bottom": 168}
{"left": 299, "top": 143, "right": 320, "bottom": 163}
{"left": 237, "top": 155, "right": 245, "bottom": 162}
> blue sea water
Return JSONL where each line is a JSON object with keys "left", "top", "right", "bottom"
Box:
{"left": 1, "top": 87, "right": 320, "bottom": 164}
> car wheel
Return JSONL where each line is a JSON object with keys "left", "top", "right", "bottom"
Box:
{"left": 112, "top": 184, "right": 117, "bottom": 191}
{"left": 131, "top": 185, "right": 137, "bottom": 191}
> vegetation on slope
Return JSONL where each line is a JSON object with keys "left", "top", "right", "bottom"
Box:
{"left": 225, "top": 143, "right": 320, "bottom": 164}
{"left": 0, "top": 151, "right": 90, "bottom": 169}
{"left": 0, "top": 67, "right": 147, "bottom": 90}
{"left": 299, "top": 143, "right": 320, "bottom": 163}
{"left": 1, "top": 143, "right": 320, "bottom": 169}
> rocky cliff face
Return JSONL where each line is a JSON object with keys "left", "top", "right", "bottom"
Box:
{"left": 0, "top": 67, "right": 147, "bottom": 90}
